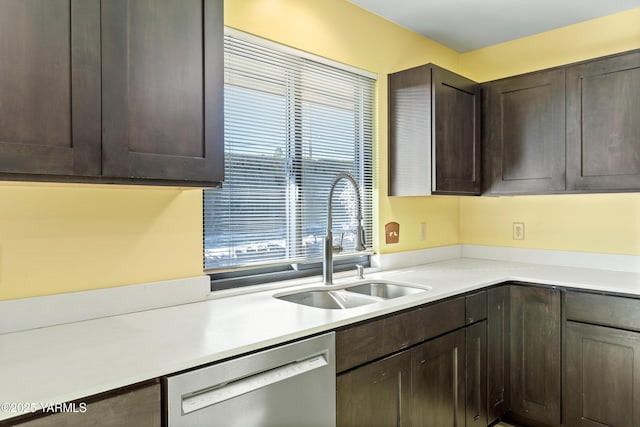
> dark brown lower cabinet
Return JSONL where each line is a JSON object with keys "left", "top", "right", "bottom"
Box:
{"left": 466, "top": 321, "right": 487, "bottom": 427}
{"left": 509, "top": 285, "right": 561, "bottom": 426}
{"left": 337, "top": 329, "right": 469, "bottom": 427}
{"left": 337, "top": 350, "right": 412, "bottom": 427}
{"left": 9, "top": 382, "right": 161, "bottom": 427}
{"left": 412, "top": 329, "right": 466, "bottom": 427}
{"left": 487, "top": 286, "right": 510, "bottom": 424}
{"left": 565, "top": 321, "right": 640, "bottom": 427}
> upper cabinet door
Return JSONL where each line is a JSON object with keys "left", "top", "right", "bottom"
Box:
{"left": 101, "top": 0, "right": 223, "bottom": 184}
{"left": 432, "top": 66, "right": 481, "bottom": 195}
{"left": 0, "top": 0, "right": 101, "bottom": 177}
{"left": 388, "top": 64, "right": 480, "bottom": 196}
{"left": 566, "top": 51, "right": 640, "bottom": 192}
{"left": 483, "top": 68, "right": 566, "bottom": 194}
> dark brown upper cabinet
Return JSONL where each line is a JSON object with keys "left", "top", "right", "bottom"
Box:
{"left": 389, "top": 64, "right": 481, "bottom": 196}
{"left": 0, "top": 1, "right": 101, "bottom": 177}
{"left": 101, "top": 0, "right": 223, "bottom": 184}
{"left": 566, "top": 50, "right": 640, "bottom": 192}
{"left": 482, "top": 68, "right": 566, "bottom": 195}
{"left": 0, "top": 0, "right": 223, "bottom": 186}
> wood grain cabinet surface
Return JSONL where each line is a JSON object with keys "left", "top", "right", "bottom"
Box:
{"left": 412, "top": 329, "right": 466, "bottom": 427}
{"left": 388, "top": 64, "right": 481, "bottom": 196}
{"left": 466, "top": 321, "right": 488, "bottom": 427}
{"left": 565, "top": 322, "right": 640, "bottom": 427}
{"left": 487, "top": 285, "right": 510, "bottom": 424}
{"left": 336, "top": 294, "right": 486, "bottom": 427}
{"left": 564, "top": 291, "right": 640, "bottom": 427}
{"left": 9, "top": 383, "right": 161, "bottom": 427}
{"left": 0, "top": 0, "right": 101, "bottom": 177}
{"left": 337, "top": 350, "right": 412, "bottom": 427}
{"left": 482, "top": 68, "right": 566, "bottom": 195}
{"left": 509, "top": 285, "right": 561, "bottom": 427}
{"left": 0, "top": 0, "right": 223, "bottom": 186}
{"left": 566, "top": 50, "right": 640, "bottom": 192}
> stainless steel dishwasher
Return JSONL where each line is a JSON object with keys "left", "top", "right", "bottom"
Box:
{"left": 164, "top": 332, "right": 336, "bottom": 427}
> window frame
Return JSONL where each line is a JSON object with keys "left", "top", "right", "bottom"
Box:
{"left": 204, "top": 28, "right": 376, "bottom": 290}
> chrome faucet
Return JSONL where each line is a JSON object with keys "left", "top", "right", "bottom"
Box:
{"left": 323, "top": 172, "right": 366, "bottom": 285}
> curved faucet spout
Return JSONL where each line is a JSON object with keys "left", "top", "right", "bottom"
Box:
{"left": 323, "top": 172, "right": 366, "bottom": 285}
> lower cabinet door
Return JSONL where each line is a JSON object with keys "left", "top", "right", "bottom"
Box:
{"left": 466, "top": 321, "right": 487, "bottom": 427}
{"left": 510, "top": 285, "right": 561, "bottom": 426}
{"left": 412, "top": 329, "right": 466, "bottom": 427}
{"left": 565, "top": 321, "right": 640, "bottom": 427}
{"left": 337, "top": 350, "right": 412, "bottom": 427}
{"left": 487, "top": 285, "right": 510, "bottom": 424}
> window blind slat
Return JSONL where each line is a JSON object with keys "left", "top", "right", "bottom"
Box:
{"left": 204, "top": 30, "right": 374, "bottom": 271}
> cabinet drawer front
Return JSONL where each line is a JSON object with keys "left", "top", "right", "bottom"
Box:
{"left": 465, "top": 290, "right": 487, "bottom": 324}
{"left": 336, "top": 297, "right": 465, "bottom": 372}
{"left": 565, "top": 291, "right": 640, "bottom": 332}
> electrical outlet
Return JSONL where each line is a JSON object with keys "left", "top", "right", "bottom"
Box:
{"left": 513, "top": 222, "right": 525, "bottom": 240}
{"left": 419, "top": 222, "right": 427, "bottom": 241}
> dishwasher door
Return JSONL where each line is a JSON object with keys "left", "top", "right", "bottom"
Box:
{"left": 164, "top": 332, "right": 335, "bottom": 427}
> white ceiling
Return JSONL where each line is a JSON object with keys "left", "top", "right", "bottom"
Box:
{"left": 348, "top": 0, "right": 640, "bottom": 52}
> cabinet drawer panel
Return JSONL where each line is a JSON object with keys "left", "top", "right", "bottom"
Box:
{"left": 565, "top": 291, "right": 640, "bottom": 332}
{"left": 336, "top": 297, "right": 465, "bottom": 372}
{"left": 465, "top": 290, "right": 487, "bottom": 324}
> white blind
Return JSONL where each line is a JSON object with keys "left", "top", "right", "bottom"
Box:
{"left": 203, "top": 29, "right": 375, "bottom": 271}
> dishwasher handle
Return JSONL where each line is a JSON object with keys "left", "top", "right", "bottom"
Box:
{"left": 182, "top": 353, "right": 328, "bottom": 414}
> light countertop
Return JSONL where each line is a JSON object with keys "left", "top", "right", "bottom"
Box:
{"left": 1, "top": 257, "right": 640, "bottom": 421}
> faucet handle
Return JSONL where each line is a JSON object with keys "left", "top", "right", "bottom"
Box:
{"left": 356, "top": 264, "right": 365, "bottom": 279}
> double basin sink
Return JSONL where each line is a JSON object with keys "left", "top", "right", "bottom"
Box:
{"left": 275, "top": 280, "right": 431, "bottom": 309}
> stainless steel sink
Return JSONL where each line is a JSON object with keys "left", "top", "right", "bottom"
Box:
{"left": 344, "top": 281, "right": 428, "bottom": 298}
{"left": 276, "top": 290, "right": 380, "bottom": 309}
{"left": 275, "top": 280, "right": 430, "bottom": 309}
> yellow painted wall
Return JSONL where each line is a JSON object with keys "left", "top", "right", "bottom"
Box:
{"left": 460, "top": 194, "right": 640, "bottom": 255}
{"left": 0, "top": 184, "right": 203, "bottom": 300}
{"left": 459, "top": 8, "right": 640, "bottom": 82}
{"left": 458, "top": 8, "right": 640, "bottom": 256}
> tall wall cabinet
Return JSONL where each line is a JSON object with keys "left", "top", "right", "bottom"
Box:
{"left": 0, "top": 0, "right": 223, "bottom": 186}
